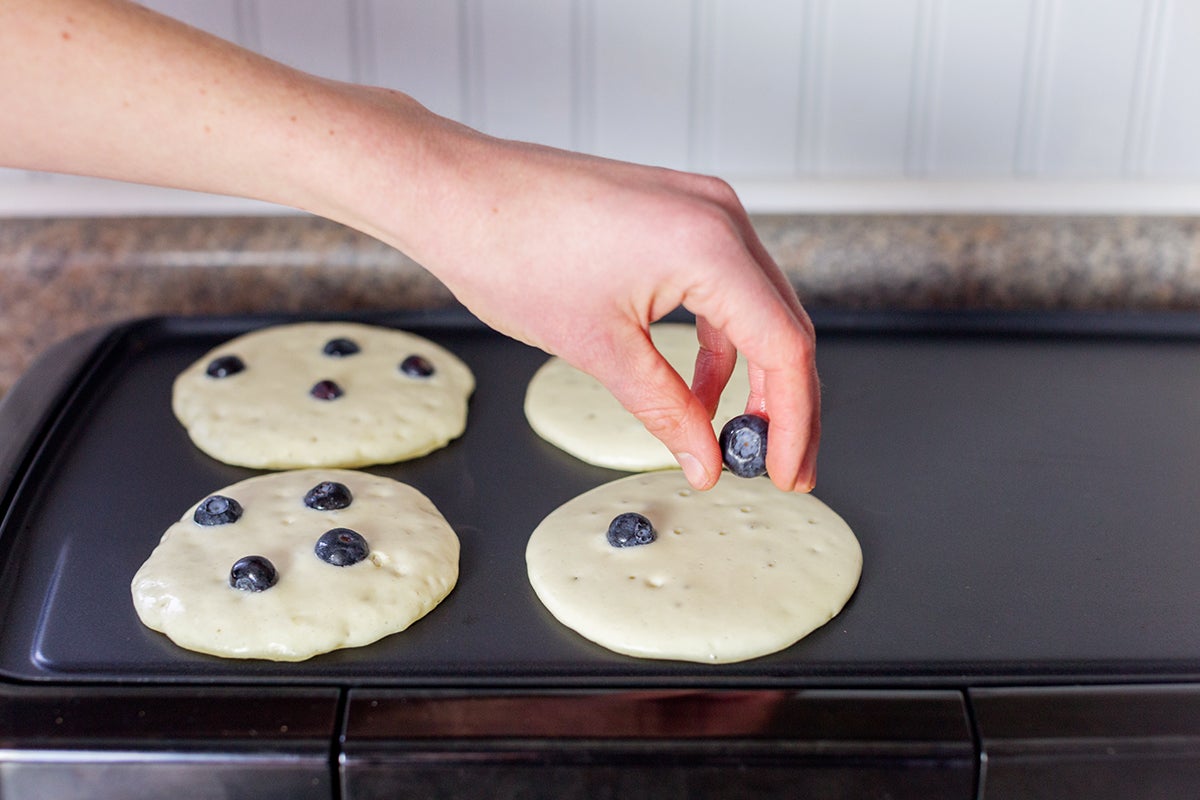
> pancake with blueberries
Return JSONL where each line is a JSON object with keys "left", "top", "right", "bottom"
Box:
{"left": 172, "top": 321, "right": 474, "bottom": 469}
{"left": 525, "top": 471, "right": 862, "bottom": 664}
{"left": 131, "top": 469, "right": 459, "bottom": 661}
{"left": 523, "top": 323, "right": 752, "bottom": 471}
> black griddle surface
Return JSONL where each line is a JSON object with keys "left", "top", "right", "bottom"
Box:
{"left": 2, "top": 309, "right": 1199, "bottom": 688}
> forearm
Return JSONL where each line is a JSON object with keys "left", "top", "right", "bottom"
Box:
{"left": 2, "top": 0, "right": 820, "bottom": 492}
{"left": 0, "top": 0, "right": 435, "bottom": 238}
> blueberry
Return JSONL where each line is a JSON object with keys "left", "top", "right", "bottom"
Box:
{"left": 607, "top": 512, "right": 656, "bottom": 548}
{"left": 193, "top": 495, "right": 243, "bottom": 526}
{"left": 322, "top": 337, "right": 360, "bottom": 357}
{"left": 315, "top": 528, "right": 370, "bottom": 566}
{"left": 304, "top": 481, "right": 353, "bottom": 510}
{"left": 310, "top": 379, "right": 344, "bottom": 400}
{"left": 229, "top": 555, "right": 278, "bottom": 592}
{"left": 205, "top": 355, "right": 245, "bottom": 378}
{"left": 399, "top": 354, "right": 435, "bottom": 378}
{"left": 719, "top": 413, "right": 769, "bottom": 478}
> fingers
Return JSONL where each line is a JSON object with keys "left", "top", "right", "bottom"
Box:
{"left": 742, "top": 338, "right": 820, "bottom": 493}
{"left": 581, "top": 326, "right": 723, "bottom": 490}
{"left": 591, "top": 309, "right": 818, "bottom": 495}
{"left": 691, "top": 316, "right": 738, "bottom": 419}
{"left": 706, "top": 186, "right": 820, "bottom": 493}
{"left": 687, "top": 246, "right": 820, "bottom": 493}
{"left": 732, "top": 261, "right": 819, "bottom": 493}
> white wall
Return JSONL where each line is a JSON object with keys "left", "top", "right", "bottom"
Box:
{"left": 3, "top": 0, "right": 1199, "bottom": 216}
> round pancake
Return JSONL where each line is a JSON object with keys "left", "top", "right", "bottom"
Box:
{"left": 172, "top": 321, "right": 474, "bottom": 469}
{"left": 523, "top": 323, "right": 751, "bottom": 471}
{"left": 526, "top": 471, "right": 861, "bottom": 664}
{"left": 131, "top": 469, "right": 459, "bottom": 661}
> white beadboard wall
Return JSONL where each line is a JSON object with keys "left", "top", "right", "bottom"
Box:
{"left": 3, "top": 0, "right": 1199, "bottom": 216}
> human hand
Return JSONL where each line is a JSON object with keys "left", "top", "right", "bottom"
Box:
{"left": 332, "top": 108, "right": 819, "bottom": 492}
{"left": 0, "top": 0, "right": 818, "bottom": 491}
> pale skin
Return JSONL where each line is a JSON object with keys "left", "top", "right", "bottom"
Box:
{"left": 0, "top": 0, "right": 820, "bottom": 492}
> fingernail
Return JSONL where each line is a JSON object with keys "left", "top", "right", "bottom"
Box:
{"left": 675, "top": 452, "right": 709, "bottom": 488}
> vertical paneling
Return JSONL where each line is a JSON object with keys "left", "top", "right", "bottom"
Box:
{"left": 140, "top": 0, "right": 241, "bottom": 41}
{"left": 570, "top": 0, "right": 596, "bottom": 153}
{"left": 1013, "top": 0, "right": 1055, "bottom": 176}
{"left": 1035, "top": 0, "right": 1144, "bottom": 177}
{"left": 706, "top": 0, "right": 807, "bottom": 177}
{"left": 1147, "top": 0, "right": 1200, "bottom": 178}
{"left": 819, "top": 0, "right": 921, "bottom": 176}
{"left": 795, "top": 0, "right": 828, "bottom": 175}
{"left": 591, "top": 0, "right": 693, "bottom": 170}
{"left": 472, "top": 0, "right": 573, "bottom": 148}
{"left": 1122, "top": 0, "right": 1168, "bottom": 177}
{"left": 902, "top": 0, "right": 941, "bottom": 176}
{"left": 6, "top": 0, "right": 1200, "bottom": 216}
{"left": 364, "top": 0, "right": 464, "bottom": 122}
{"left": 251, "top": 0, "right": 357, "bottom": 81}
{"left": 926, "top": 0, "right": 1033, "bottom": 176}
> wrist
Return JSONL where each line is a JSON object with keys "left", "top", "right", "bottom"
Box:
{"left": 288, "top": 82, "right": 480, "bottom": 270}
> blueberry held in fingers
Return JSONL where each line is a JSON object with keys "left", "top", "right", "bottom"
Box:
{"left": 719, "top": 413, "right": 769, "bottom": 478}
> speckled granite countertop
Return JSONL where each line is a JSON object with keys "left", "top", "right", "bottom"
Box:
{"left": 2, "top": 213, "right": 1200, "bottom": 396}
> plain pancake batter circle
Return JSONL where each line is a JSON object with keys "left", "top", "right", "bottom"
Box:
{"left": 526, "top": 471, "right": 862, "bottom": 664}
{"left": 172, "top": 321, "right": 475, "bottom": 469}
{"left": 523, "top": 323, "right": 751, "bottom": 471}
{"left": 131, "top": 469, "right": 460, "bottom": 661}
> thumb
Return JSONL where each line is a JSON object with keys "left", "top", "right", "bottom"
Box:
{"left": 581, "top": 328, "right": 722, "bottom": 490}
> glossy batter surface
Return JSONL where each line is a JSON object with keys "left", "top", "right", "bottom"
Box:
{"left": 523, "top": 323, "right": 751, "bottom": 471}
{"left": 173, "top": 322, "right": 475, "bottom": 469}
{"left": 132, "top": 469, "right": 460, "bottom": 661}
{"left": 526, "top": 471, "right": 862, "bottom": 664}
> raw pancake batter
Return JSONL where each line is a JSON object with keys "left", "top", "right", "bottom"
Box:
{"left": 523, "top": 323, "right": 751, "bottom": 471}
{"left": 131, "top": 469, "right": 459, "bottom": 661}
{"left": 526, "top": 471, "right": 861, "bottom": 664}
{"left": 172, "top": 321, "right": 475, "bottom": 469}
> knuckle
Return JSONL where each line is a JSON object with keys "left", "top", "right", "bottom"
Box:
{"left": 688, "top": 173, "right": 741, "bottom": 207}
{"left": 672, "top": 201, "right": 739, "bottom": 256}
{"left": 630, "top": 402, "right": 690, "bottom": 444}
{"left": 792, "top": 321, "right": 818, "bottom": 361}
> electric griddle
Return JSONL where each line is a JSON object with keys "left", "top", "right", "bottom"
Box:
{"left": 1, "top": 309, "right": 1198, "bottom": 798}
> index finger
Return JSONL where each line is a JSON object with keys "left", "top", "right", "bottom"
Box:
{"left": 688, "top": 182, "right": 820, "bottom": 491}
{"left": 691, "top": 315, "right": 738, "bottom": 420}
{"left": 742, "top": 329, "right": 820, "bottom": 493}
{"left": 689, "top": 274, "right": 819, "bottom": 493}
